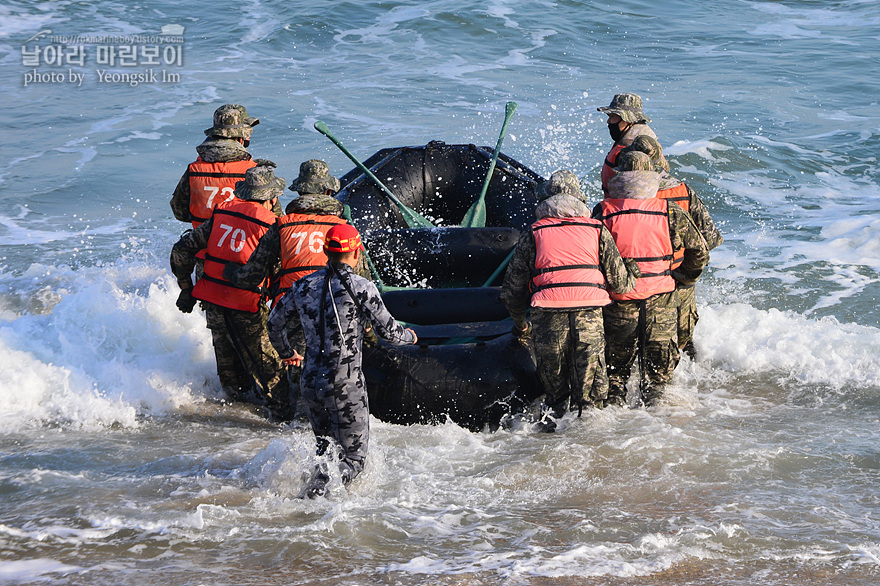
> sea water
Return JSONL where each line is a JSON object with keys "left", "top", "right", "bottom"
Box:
{"left": 2, "top": 1, "right": 880, "bottom": 584}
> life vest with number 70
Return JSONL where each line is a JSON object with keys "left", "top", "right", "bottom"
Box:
{"left": 192, "top": 199, "right": 276, "bottom": 312}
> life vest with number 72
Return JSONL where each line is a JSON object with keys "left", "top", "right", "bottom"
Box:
{"left": 187, "top": 158, "right": 256, "bottom": 228}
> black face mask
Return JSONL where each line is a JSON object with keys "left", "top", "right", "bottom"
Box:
{"left": 243, "top": 139, "right": 251, "bottom": 148}
{"left": 608, "top": 122, "right": 626, "bottom": 143}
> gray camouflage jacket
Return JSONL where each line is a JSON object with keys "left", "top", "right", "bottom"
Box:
{"left": 268, "top": 262, "right": 414, "bottom": 372}
{"left": 501, "top": 194, "right": 638, "bottom": 328}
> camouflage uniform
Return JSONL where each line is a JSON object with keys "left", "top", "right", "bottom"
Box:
{"left": 170, "top": 104, "right": 260, "bottom": 224}
{"left": 624, "top": 135, "right": 724, "bottom": 358}
{"left": 593, "top": 151, "right": 709, "bottom": 406}
{"left": 501, "top": 171, "right": 637, "bottom": 421}
{"left": 170, "top": 163, "right": 291, "bottom": 415}
{"left": 267, "top": 261, "right": 415, "bottom": 485}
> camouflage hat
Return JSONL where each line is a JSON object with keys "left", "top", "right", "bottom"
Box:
{"left": 536, "top": 169, "right": 584, "bottom": 201}
{"left": 597, "top": 93, "right": 651, "bottom": 124}
{"left": 289, "top": 159, "right": 341, "bottom": 195}
{"left": 204, "top": 104, "right": 260, "bottom": 139}
{"left": 613, "top": 150, "right": 655, "bottom": 172}
{"left": 233, "top": 161, "right": 285, "bottom": 202}
{"left": 623, "top": 135, "right": 669, "bottom": 172}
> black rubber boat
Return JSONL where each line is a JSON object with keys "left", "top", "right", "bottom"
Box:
{"left": 334, "top": 141, "right": 545, "bottom": 431}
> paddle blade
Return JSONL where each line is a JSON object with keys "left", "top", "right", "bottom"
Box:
{"left": 460, "top": 200, "right": 486, "bottom": 228}
{"left": 314, "top": 120, "right": 330, "bottom": 136}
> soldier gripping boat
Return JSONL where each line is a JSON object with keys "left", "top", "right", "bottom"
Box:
{"left": 170, "top": 98, "right": 721, "bottom": 447}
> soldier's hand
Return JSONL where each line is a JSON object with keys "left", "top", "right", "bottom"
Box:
{"left": 512, "top": 321, "right": 532, "bottom": 341}
{"left": 623, "top": 258, "right": 642, "bottom": 278}
{"left": 176, "top": 288, "right": 197, "bottom": 313}
{"left": 406, "top": 328, "right": 418, "bottom": 345}
{"left": 282, "top": 349, "right": 303, "bottom": 368}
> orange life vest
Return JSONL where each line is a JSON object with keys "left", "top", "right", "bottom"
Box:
{"left": 192, "top": 199, "right": 276, "bottom": 312}
{"left": 273, "top": 213, "right": 347, "bottom": 304}
{"left": 601, "top": 144, "right": 625, "bottom": 195}
{"left": 187, "top": 158, "right": 256, "bottom": 228}
{"left": 597, "top": 198, "right": 675, "bottom": 301}
{"left": 529, "top": 217, "right": 611, "bottom": 309}
{"left": 656, "top": 182, "right": 690, "bottom": 270}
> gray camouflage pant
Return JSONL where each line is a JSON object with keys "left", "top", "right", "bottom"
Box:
{"left": 301, "top": 370, "right": 370, "bottom": 484}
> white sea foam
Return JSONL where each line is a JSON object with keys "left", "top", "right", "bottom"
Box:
{"left": 0, "top": 557, "right": 83, "bottom": 582}
{"left": 698, "top": 303, "right": 880, "bottom": 388}
{"left": 0, "top": 262, "right": 217, "bottom": 431}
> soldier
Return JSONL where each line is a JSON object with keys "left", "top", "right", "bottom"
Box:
{"left": 267, "top": 224, "right": 417, "bottom": 498}
{"left": 222, "top": 160, "right": 353, "bottom": 419}
{"left": 170, "top": 104, "right": 260, "bottom": 228}
{"left": 593, "top": 151, "right": 709, "bottom": 407}
{"left": 501, "top": 170, "right": 638, "bottom": 431}
{"left": 623, "top": 135, "right": 724, "bottom": 359}
{"left": 170, "top": 161, "right": 291, "bottom": 416}
{"left": 597, "top": 93, "right": 658, "bottom": 195}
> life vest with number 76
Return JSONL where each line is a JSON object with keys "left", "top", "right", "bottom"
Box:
{"left": 273, "top": 213, "right": 347, "bottom": 304}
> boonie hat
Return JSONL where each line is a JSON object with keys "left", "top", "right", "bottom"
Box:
{"left": 233, "top": 160, "right": 285, "bottom": 202}
{"left": 536, "top": 169, "right": 584, "bottom": 202}
{"left": 623, "top": 135, "right": 670, "bottom": 172}
{"left": 204, "top": 104, "right": 260, "bottom": 138}
{"left": 290, "top": 159, "right": 341, "bottom": 194}
{"left": 597, "top": 93, "right": 651, "bottom": 124}
{"left": 613, "top": 150, "right": 655, "bottom": 172}
{"left": 324, "top": 223, "right": 361, "bottom": 254}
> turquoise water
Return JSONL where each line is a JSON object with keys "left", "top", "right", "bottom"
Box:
{"left": 2, "top": 1, "right": 880, "bottom": 584}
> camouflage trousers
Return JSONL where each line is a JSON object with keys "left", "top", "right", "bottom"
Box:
{"left": 204, "top": 303, "right": 291, "bottom": 411}
{"left": 603, "top": 290, "right": 680, "bottom": 406}
{"left": 676, "top": 284, "right": 699, "bottom": 357}
{"left": 531, "top": 307, "right": 608, "bottom": 415}
{"left": 301, "top": 369, "right": 370, "bottom": 485}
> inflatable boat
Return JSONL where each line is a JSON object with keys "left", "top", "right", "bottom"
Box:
{"left": 334, "top": 141, "right": 545, "bottom": 430}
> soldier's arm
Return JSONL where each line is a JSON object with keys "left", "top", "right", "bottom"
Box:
{"left": 223, "top": 224, "right": 281, "bottom": 290}
{"left": 267, "top": 291, "right": 302, "bottom": 360}
{"left": 169, "top": 219, "right": 212, "bottom": 290}
{"left": 499, "top": 231, "right": 535, "bottom": 329}
{"left": 598, "top": 225, "right": 637, "bottom": 294}
{"left": 687, "top": 185, "right": 724, "bottom": 251}
{"left": 170, "top": 171, "right": 192, "bottom": 223}
{"left": 668, "top": 204, "right": 709, "bottom": 287}
{"left": 359, "top": 281, "right": 416, "bottom": 345}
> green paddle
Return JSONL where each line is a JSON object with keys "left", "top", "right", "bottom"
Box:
{"left": 314, "top": 121, "right": 434, "bottom": 229}
{"left": 460, "top": 101, "right": 518, "bottom": 227}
